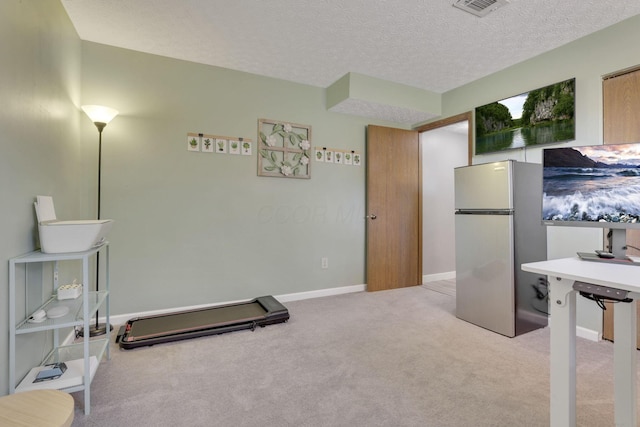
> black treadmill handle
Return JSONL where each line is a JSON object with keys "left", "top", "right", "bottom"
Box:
{"left": 257, "top": 295, "right": 289, "bottom": 315}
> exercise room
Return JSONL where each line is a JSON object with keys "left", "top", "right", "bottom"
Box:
{"left": 2, "top": 1, "right": 640, "bottom": 426}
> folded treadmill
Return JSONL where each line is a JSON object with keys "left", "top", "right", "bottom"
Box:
{"left": 116, "top": 295, "right": 289, "bottom": 349}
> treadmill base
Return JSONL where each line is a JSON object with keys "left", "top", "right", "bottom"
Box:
{"left": 116, "top": 295, "right": 289, "bottom": 349}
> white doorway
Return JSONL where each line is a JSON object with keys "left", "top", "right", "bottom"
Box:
{"left": 420, "top": 120, "right": 469, "bottom": 291}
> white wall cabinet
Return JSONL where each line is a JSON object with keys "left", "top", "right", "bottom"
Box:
{"left": 8, "top": 243, "right": 111, "bottom": 415}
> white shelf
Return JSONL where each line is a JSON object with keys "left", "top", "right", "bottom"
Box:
{"left": 16, "top": 356, "right": 98, "bottom": 393}
{"left": 43, "top": 339, "right": 110, "bottom": 366}
{"left": 8, "top": 243, "right": 110, "bottom": 415}
{"left": 15, "top": 291, "right": 108, "bottom": 333}
{"left": 10, "top": 244, "right": 105, "bottom": 263}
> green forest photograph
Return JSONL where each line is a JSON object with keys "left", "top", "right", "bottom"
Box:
{"left": 475, "top": 78, "right": 575, "bottom": 155}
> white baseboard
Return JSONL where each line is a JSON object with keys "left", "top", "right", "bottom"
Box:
{"left": 423, "top": 271, "right": 456, "bottom": 283}
{"left": 576, "top": 325, "right": 601, "bottom": 342}
{"left": 276, "top": 284, "right": 365, "bottom": 302}
{"left": 547, "top": 317, "right": 601, "bottom": 342}
{"left": 106, "top": 284, "right": 366, "bottom": 327}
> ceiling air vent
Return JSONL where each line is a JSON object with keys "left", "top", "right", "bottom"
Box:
{"left": 453, "top": 0, "right": 509, "bottom": 17}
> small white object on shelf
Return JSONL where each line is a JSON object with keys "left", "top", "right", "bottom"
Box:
{"left": 57, "top": 281, "right": 83, "bottom": 300}
{"left": 45, "top": 306, "right": 69, "bottom": 318}
{"left": 27, "top": 309, "right": 47, "bottom": 323}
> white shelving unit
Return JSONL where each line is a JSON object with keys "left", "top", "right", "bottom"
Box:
{"left": 8, "top": 243, "right": 111, "bottom": 415}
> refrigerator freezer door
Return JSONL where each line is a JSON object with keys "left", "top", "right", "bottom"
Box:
{"left": 454, "top": 161, "right": 513, "bottom": 210}
{"left": 455, "top": 213, "right": 515, "bottom": 337}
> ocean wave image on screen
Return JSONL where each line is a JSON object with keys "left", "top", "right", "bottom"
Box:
{"left": 543, "top": 166, "right": 640, "bottom": 222}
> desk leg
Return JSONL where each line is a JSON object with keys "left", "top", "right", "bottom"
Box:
{"left": 549, "top": 277, "right": 576, "bottom": 427}
{"left": 613, "top": 299, "right": 637, "bottom": 427}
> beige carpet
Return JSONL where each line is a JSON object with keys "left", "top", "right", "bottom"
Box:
{"left": 70, "top": 286, "right": 634, "bottom": 426}
{"left": 423, "top": 279, "right": 456, "bottom": 297}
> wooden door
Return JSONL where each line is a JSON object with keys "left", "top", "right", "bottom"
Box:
{"left": 602, "top": 66, "right": 640, "bottom": 343}
{"left": 366, "top": 125, "right": 421, "bottom": 292}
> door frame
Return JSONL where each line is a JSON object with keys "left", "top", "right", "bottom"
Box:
{"left": 364, "top": 112, "right": 472, "bottom": 291}
{"left": 414, "top": 111, "right": 473, "bottom": 167}
{"left": 416, "top": 112, "right": 472, "bottom": 283}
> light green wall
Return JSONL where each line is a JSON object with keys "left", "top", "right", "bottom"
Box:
{"left": 436, "top": 13, "right": 640, "bottom": 335}
{"left": 0, "top": 0, "right": 83, "bottom": 395}
{"left": 80, "top": 42, "right": 406, "bottom": 315}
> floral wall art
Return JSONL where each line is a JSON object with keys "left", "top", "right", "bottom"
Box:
{"left": 258, "top": 119, "right": 311, "bottom": 179}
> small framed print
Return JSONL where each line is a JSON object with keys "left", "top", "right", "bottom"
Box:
{"left": 187, "top": 135, "right": 200, "bottom": 151}
{"left": 216, "top": 138, "right": 228, "bottom": 153}
{"left": 229, "top": 139, "right": 240, "bottom": 155}
{"left": 241, "top": 139, "right": 252, "bottom": 155}
{"left": 353, "top": 152, "right": 362, "bottom": 166}
{"left": 334, "top": 151, "right": 343, "bottom": 164}
{"left": 202, "top": 136, "right": 214, "bottom": 153}
{"left": 325, "top": 150, "right": 334, "bottom": 163}
{"left": 315, "top": 148, "right": 325, "bottom": 162}
{"left": 344, "top": 151, "right": 353, "bottom": 165}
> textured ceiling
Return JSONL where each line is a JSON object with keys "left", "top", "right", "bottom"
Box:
{"left": 61, "top": 0, "right": 640, "bottom": 122}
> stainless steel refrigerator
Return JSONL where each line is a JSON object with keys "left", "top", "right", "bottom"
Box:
{"left": 454, "top": 160, "right": 548, "bottom": 337}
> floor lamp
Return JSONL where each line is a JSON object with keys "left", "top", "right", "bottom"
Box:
{"left": 80, "top": 105, "right": 119, "bottom": 337}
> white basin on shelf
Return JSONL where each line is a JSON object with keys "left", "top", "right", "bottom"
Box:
{"left": 34, "top": 195, "right": 113, "bottom": 254}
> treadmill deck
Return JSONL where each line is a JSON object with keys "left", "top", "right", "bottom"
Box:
{"left": 117, "top": 295, "right": 289, "bottom": 349}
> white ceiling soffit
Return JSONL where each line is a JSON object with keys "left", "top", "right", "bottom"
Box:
{"left": 329, "top": 98, "right": 438, "bottom": 125}
{"left": 62, "top": 0, "right": 640, "bottom": 123}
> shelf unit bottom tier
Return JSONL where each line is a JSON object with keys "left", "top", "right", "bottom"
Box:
{"left": 15, "top": 338, "right": 108, "bottom": 393}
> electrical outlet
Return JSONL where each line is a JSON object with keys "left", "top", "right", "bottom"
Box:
{"left": 321, "top": 257, "right": 329, "bottom": 269}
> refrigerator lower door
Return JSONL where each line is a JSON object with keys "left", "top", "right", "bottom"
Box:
{"left": 455, "top": 212, "right": 515, "bottom": 337}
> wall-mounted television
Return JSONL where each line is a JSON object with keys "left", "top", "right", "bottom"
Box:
{"left": 542, "top": 142, "right": 640, "bottom": 259}
{"left": 475, "top": 78, "right": 575, "bottom": 155}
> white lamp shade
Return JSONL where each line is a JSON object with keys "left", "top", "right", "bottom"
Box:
{"left": 81, "top": 105, "right": 119, "bottom": 124}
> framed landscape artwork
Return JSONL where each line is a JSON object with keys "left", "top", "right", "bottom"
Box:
{"left": 475, "top": 78, "right": 575, "bottom": 155}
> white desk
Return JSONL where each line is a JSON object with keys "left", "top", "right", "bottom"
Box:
{"left": 522, "top": 257, "right": 639, "bottom": 427}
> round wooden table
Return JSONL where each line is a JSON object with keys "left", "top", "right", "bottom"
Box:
{"left": 0, "top": 390, "right": 74, "bottom": 427}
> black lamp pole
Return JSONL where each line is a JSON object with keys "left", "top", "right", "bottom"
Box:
{"left": 79, "top": 121, "right": 112, "bottom": 337}
{"left": 96, "top": 121, "right": 105, "bottom": 219}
